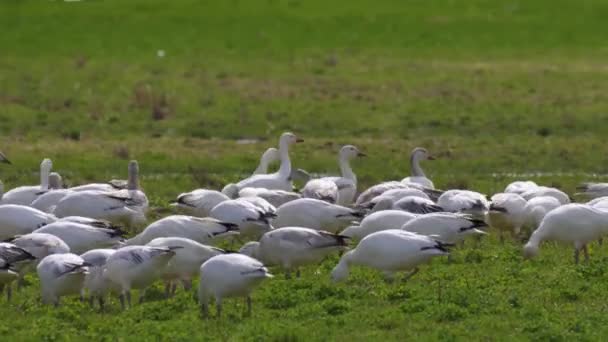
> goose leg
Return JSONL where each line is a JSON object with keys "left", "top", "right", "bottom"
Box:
{"left": 403, "top": 268, "right": 420, "bottom": 282}
{"left": 285, "top": 270, "right": 292, "bottom": 280}
{"left": 138, "top": 289, "right": 146, "bottom": 304}
{"left": 201, "top": 303, "right": 209, "bottom": 319}
{"left": 171, "top": 283, "right": 178, "bottom": 296}
{"left": 383, "top": 271, "right": 396, "bottom": 283}
{"left": 126, "top": 290, "right": 132, "bottom": 308}
{"left": 599, "top": 238, "right": 604, "bottom": 246}
{"left": 119, "top": 293, "right": 126, "bottom": 310}
{"left": 216, "top": 298, "right": 222, "bottom": 318}
{"left": 181, "top": 279, "right": 192, "bottom": 291}
{"left": 164, "top": 282, "right": 171, "bottom": 299}
{"left": 296, "top": 269, "right": 301, "bottom": 278}
{"left": 88, "top": 295, "right": 95, "bottom": 308}
{"left": 53, "top": 297, "right": 60, "bottom": 308}
{"left": 98, "top": 296, "right": 105, "bottom": 311}
{"left": 574, "top": 248, "right": 580, "bottom": 265}
{"left": 6, "top": 285, "right": 11, "bottom": 301}
{"left": 79, "top": 289, "right": 85, "bottom": 303}
{"left": 499, "top": 231, "right": 505, "bottom": 245}
{"left": 246, "top": 296, "right": 252, "bottom": 316}
{"left": 583, "top": 245, "right": 590, "bottom": 262}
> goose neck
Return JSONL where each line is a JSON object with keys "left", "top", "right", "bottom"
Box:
{"left": 410, "top": 153, "right": 425, "bottom": 177}
{"left": 277, "top": 140, "right": 291, "bottom": 178}
{"left": 339, "top": 155, "right": 356, "bottom": 182}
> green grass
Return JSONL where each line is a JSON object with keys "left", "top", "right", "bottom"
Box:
{"left": 2, "top": 0, "right": 608, "bottom": 340}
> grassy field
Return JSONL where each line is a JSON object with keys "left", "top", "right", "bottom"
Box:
{"left": 2, "top": 0, "right": 608, "bottom": 340}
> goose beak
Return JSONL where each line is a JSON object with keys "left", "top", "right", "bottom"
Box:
{"left": 296, "top": 138, "right": 304, "bottom": 143}
{"left": 357, "top": 152, "right": 367, "bottom": 157}
{"left": 427, "top": 155, "right": 436, "bottom": 160}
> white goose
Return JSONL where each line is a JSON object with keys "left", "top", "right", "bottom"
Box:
{"left": 105, "top": 245, "right": 179, "bottom": 309}
{"left": 34, "top": 221, "right": 126, "bottom": 254}
{"left": 301, "top": 179, "right": 339, "bottom": 203}
{"left": 113, "top": 160, "right": 148, "bottom": 213}
{"left": 1, "top": 158, "right": 53, "bottom": 205}
{"left": 520, "top": 186, "right": 570, "bottom": 205}
{"left": 198, "top": 253, "right": 273, "bottom": 318}
{"left": 524, "top": 204, "right": 608, "bottom": 263}
{"left": 487, "top": 193, "right": 527, "bottom": 241}
{"left": 171, "top": 189, "right": 230, "bottom": 217}
{"left": 367, "top": 196, "right": 442, "bottom": 214}
{"left": 355, "top": 181, "right": 409, "bottom": 207}
{"left": 209, "top": 199, "right": 274, "bottom": 239}
{"left": 437, "top": 190, "right": 489, "bottom": 219}
{"left": 127, "top": 215, "right": 238, "bottom": 246}
{"left": 504, "top": 180, "right": 539, "bottom": 195}
{"left": 30, "top": 183, "right": 72, "bottom": 213}
{"left": 331, "top": 230, "right": 449, "bottom": 282}
{"left": 0, "top": 205, "right": 56, "bottom": 240}
{"left": 52, "top": 190, "right": 146, "bottom": 227}
{"left": 146, "top": 237, "right": 225, "bottom": 296}
{"left": 362, "top": 188, "right": 430, "bottom": 209}
{"left": 80, "top": 249, "right": 117, "bottom": 309}
{"left": 401, "top": 147, "right": 435, "bottom": 189}
{"left": 576, "top": 182, "right": 608, "bottom": 199}
{"left": 252, "top": 148, "right": 279, "bottom": 175}
{"left": 37, "top": 253, "right": 89, "bottom": 306}
{"left": 401, "top": 213, "right": 487, "bottom": 244}
{"left": 0, "top": 243, "right": 36, "bottom": 300}
{"left": 341, "top": 210, "right": 417, "bottom": 240}
{"left": 11, "top": 233, "right": 70, "bottom": 260}
{"left": 239, "top": 227, "right": 348, "bottom": 278}
{"left": 521, "top": 196, "right": 562, "bottom": 234}
{"left": 273, "top": 198, "right": 364, "bottom": 233}
{"left": 223, "top": 132, "right": 302, "bottom": 194}
{"left": 238, "top": 187, "right": 301, "bottom": 207}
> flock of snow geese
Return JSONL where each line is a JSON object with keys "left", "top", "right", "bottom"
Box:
{"left": 0, "top": 131, "right": 608, "bottom": 317}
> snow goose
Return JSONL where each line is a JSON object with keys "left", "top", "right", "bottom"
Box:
{"left": 240, "top": 227, "right": 348, "bottom": 278}
{"left": 34, "top": 221, "right": 126, "bottom": 254}
{"left": 504, "top": 180, "right": 539, "bottom": 195}
{"left": 362, "top": 188, "right": 430, "bottom": 208}
{"left": 252, "top": 148, "right": 279, "bottom": 175}
{"left": 331, "top": 230, "right": 449, "bottom": 282}
{"left": 521, "top": 196, "right": 562, "bottom": 234}
{"left": 401, "top": 147, "right": 435, "bottom": 189}
{"left": 198, "top": 253, "right": 273, "bottom": 318}
{"left": 53, "top": 190, "right": 146, "bottom": 227}
{"left": 523, "top": 204, "right": 608, "bottom": 263}
{"left": 127, "top": 215, "right": 238, "bottom": 246}
{"left": 30, "top": 187, "right": 72, "bottom": 213}
{"left": 57, "top": 216, "right": 119, "bottom": 229}
{"left": 273, "top": 198, "right": 365, "bottom": 233}
{"left": 0, "top": 243, "right": 35, "bottom": 300}
{"left": 487, "top": 193, "right": 527, "bottom": 241}
{"left": 226, "top": 132, "right": 303, "bottom": 193}
{"left": 437, "top": 190, "right": 489, "bottom": 219}
{"left": 238, "top": 187, "right": 301, "bottom": 207}
{"left": 146, "top": 237, "right": 225, "bottom": 296}
{"left": 0, "top": 205, "right": 56, "bottom": 240}
{"left": 171, "top": 189, "right": 230, "bottom": 217}
{"left": 105, "top": 245, "right": 179, "bottom": 309}
{"left": 80, "top": 249, "right": 117, "bottom": 309}
{"left": 37, "top": 253, "right": 89, "bottom": 306}
{"left": 210, "top": 199, "right": 274, "bottom": 239}
{"left": 341, "top": 210, "right": 417, "bottom": 240}
{"left": 116, "top": 160, "right": 149, "bottom": 212}
{"left": 393, "top": 196, "right": 444, "bottom": 214}
{"left": 1, "top": 158, "right": 53, "bottom": 205}
{"left": 356, "top": 181, "right": 408, "bottom": 207}
{"left": 576, "top": 183, "right": 608, "bottom": 199}
{"left": 401, "top": 213, "right": 487, "bottom": 244}
{"left": 11, "top": 233, "right": 70, "bottom": 260}
{"left": 520, "top": 186, "right": 570, "bottom": 205}
{"left": 301, "top": 179, "right": 339, "bottom": 203}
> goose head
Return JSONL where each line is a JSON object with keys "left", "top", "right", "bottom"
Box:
{"left": 238, "top": 241, "right": 260, "bottom": 259}
{"left": 411, "top": 147, "right": 434, "bottom": 161}
{"left": 49, "top": 172, "right": 63, "bottom": 189}
{"left": 128, "top": 160, "right": 139, "bottom": 190}
{"left": 279, "top": 132, "right": 303, "bottom": 147}
{"left": 41, "top": 158, "right": 53, "bottom": 173}
{"left": 522, "top": 242, "right": 539, "bottom": 260}
{"left": 340, "top": 145, "right": 366, "bottom": 160}
{"left": 222, "top": 184, "right": 240, "bottom": 199}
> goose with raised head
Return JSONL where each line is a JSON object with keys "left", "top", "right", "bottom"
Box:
{"left": 524, "top": 204, "right": 608, "bottom": 264}
{"left": 34, "top": 221, "right": 126, "bottom": 254}
{"left": 80, "top": 249, "right": 117, "bottom": 309}
{"left": 331, "top": 230, "right": 449, "bottom": 282}
{"left": 273, "top": 198, "right": 364, "bottom": 233}
{"left": 198, "top": 253, "right": 273, "bottom": 318}
{"left": 520, "top": 186, "right": 570, "bottom": 205}
{"left": 401, "top": 148, "right": 435, "bottom": 189}
{"left": 115, "top": 160, "right": 148, "bottom": 212}
{"left": 401, "top": 213, "right": 487, "bottom": 244}
{"left": 1, "top": 158, "right": 53, "bottom": 205}
{"left": 437, "top": 190, "right": 489, "bottom": 219}
{"left": 52, "top": 190, "right": 146, "bottom": 227}
{"left": 227, "top": 132, "right": 303, "bottom": 193}
{"left": 521, "top": 196, "right": 562, "bottom": 234}
{"left": 252, "top": 148, "right": 280, "bottom": 175}
{"left": 127, "top": 215, "right": 238, "bottom": 246}
{"left": 341, "top": 210, "right": 417, "bottom": 240}
{"left": 238, "top": 187, "right": 301, "bottom": 207}
{"left": 0, "top": 205, "right": 56, "bottom": 240}
{"left": 146, "top": 237, "right": 225, "bottom": 297}
{"left": 171, "top": 189, "right": 230, "bottom": 217}
{"left": 240, "top": 227, "right": 348, "bottom": 278}
{"left": 30, "top": 173, "right": 71, "bottom": 212}
{"left": 105, "top": 245, "right": 179, "bottom": 309}
{"left": 487, "top": 193, "right": 527, "bottom": 241}
{"left": 209, "top": 199, "right": 274, "bottom": 239}
{"left": 37, "top": 253, "right": 89, "bottom": 307}
{"left": 504, "top": 180, "right": 539, "bottom": 195}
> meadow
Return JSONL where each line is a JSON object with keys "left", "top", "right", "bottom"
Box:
{"left": 2, "top": 0, "right": 608, "bottom": 340}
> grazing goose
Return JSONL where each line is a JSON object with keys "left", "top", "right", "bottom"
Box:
{"left": 30, "top": 187, "right": 72, "bottom": 213}
{"left": 239, "top": 227, "right": 348, "bottom": 278}
{"left": 11, "top": 233, "right": 70, "bottom": 260}
{"left": 520, "top": 186, "right": 570, "bottom": 205}
{"left": 34, "top": 221, "right": 126, "bottom": 254}
{"left": 57, "top": 216, "right": 119, "bottom": 229}
{"left": 198, "top": 253, "right": 273, "bottom": 318}
{"left": 487, "top": 193, "right": 527, "bottom": 241}
{"left": 238, "top": 187, "right": 301, "bottom": 207}
{"left": 331, "top": 230, "right": 449, "bottom": 282}
{"left": 521, "top": 196, "right": 562, "bottom": 234}
{"left": 146, "top": 237, "right": 225, "bottom": 297}
{"left": 393, "top": 196, "right": 444, "bottom": 214}
{"left": 401, "top": 213, "right": 487, "bottom": 244}
{"left": 437, "top": 190, "right": 489, "bottom": 219}
{"left": 252, "top": 148, "right": 279, "bottom": 175}
{"left": 524, "top": 204, "right": 608, "bottom": 263}
{"left": 356, "top": 181, "right": 408, "bottom": 207}
{"left": 127, "top": 215, "right": 238, "bottom": 246}
{"left": 52, "top": 190, "right": 146, "bottom": 227}
{"left": 401, "top": 148, "right": 435, "bottom": 189}
{"left": 1, "top": 158, "right": 53, "bottom": 205}
{"left": 224, "top": 132, "right": 303, "bottom": 194}
{"left": 362, "top": 188, "right": 430, "bottom": 209}
{"left": 80, "top": 249, "right": 117, "bottom": 309}
{"left": 576, "top": 183, "right": 608, "bottom": 199}
{"left": 210, "top": 199, "right": 274, "bottom": 239}
{"left": 0, "top": 243, "right": 35, "bottom": 300}
{"left": 238, "top": 196, "right": 277, "bottom": 216}
{"left": 0, "top": 205, "right": 56, "bottom": 240}
{"left": 105, "top": 245, "right": 179, "bottom": 309}
{"left": 504, "top": 180, "right": 539, "bottom": 195}
{"left": 273, "top": 198, "right": 364, "bottom": 233}
{"left": 37, "top": 253, "right": 89, "bottom": 306}
{"left": 588, "top": 196, "right": 608, "bottom": 209}
{"left": 302, "top": 145, "right": 365, "bottom": 206}
{"left": 341, "top": 210, "right": 418, "bottom": 240}
{"left": 171, "top": 189, "right": 230, "bottom": 217}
